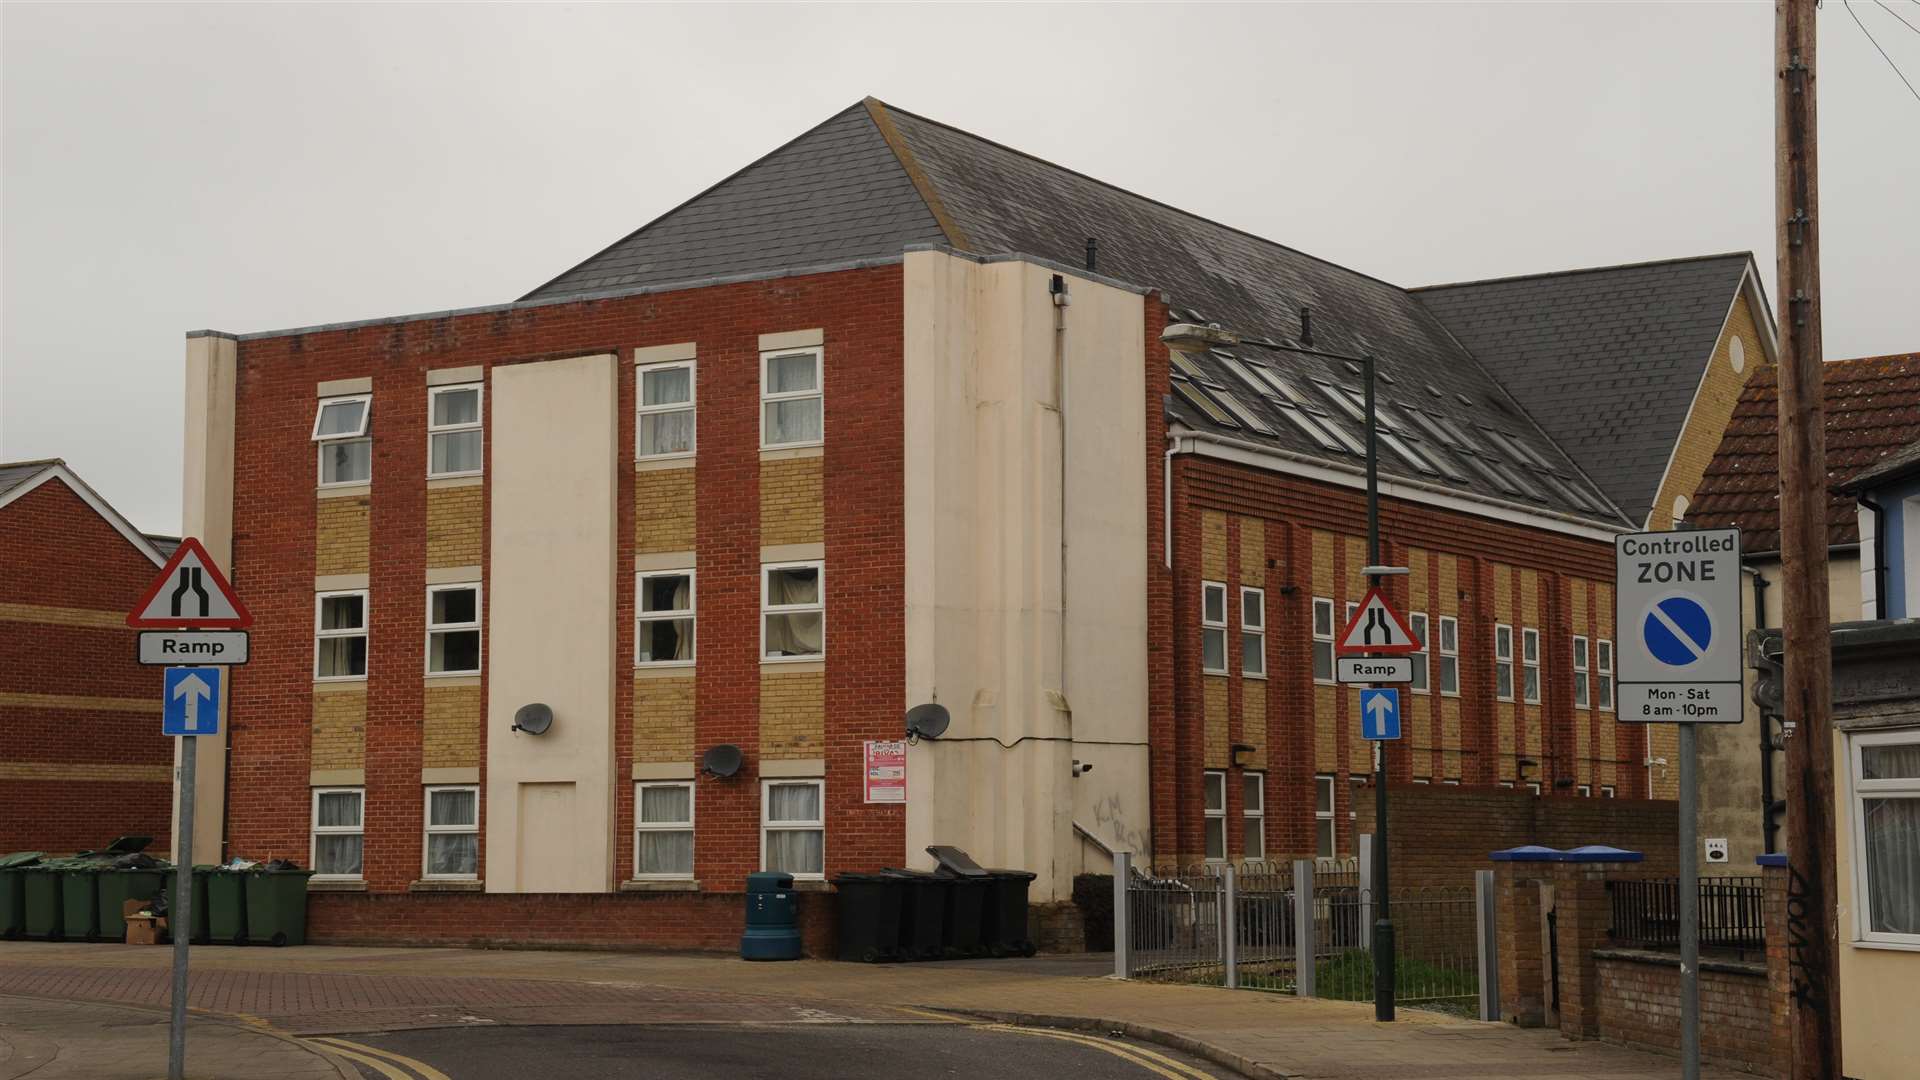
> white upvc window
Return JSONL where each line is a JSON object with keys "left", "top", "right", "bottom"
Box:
{"left": 425, "top": 583, "right": 482, "bottom": 676}
{"left": 1577, "top": 784, "right": 1593, "bottom": 798}
{"left": 1526, "top": 781, "right": 1543, "bottom": 795}
{"left": 1314, "top": 774, "right": 1336, "bottom": 858}
{"left": 761, "top": 346, "right": 823, "bottom": 449}
{"left": 1312, "top": 598, "right": 1335, "bottom": 683}
{"left": 1413, "top": 776, "right": 1431, "bottom": 785}
{"left": 315, "top": 590, "right": 369, "bottom": 681}
{"left": 1243, "top": 772, "right": 1266, "bottom": 859}
{"left": 1203, "top": 770, "right": 1228, "bottom": 861}
{"left": 1601, "top": 785, "right": 1617, "bottom": 799}
{"left": 762, "top": 779, "right": 824, "bottom": 879}
{"left": 1201, "top": 582, "right": 1228, "bottom": 674}
{"left": 1849, "top": 731, "right": 1920, "bottom": 946}
{"left": 1597, "top": 639, "right": 1615, "bottom": 711}
{"left": 1438, "top": 615, "right": 1460, "bottom": 696}
{"left": 311, "top": 787, "right": 364, "bottom": 880}
{"left": 313, "top": 394, "right": 372, "bottom": 487}
{"left": 635, "top": 781, "right": 695, "bottom": 879}
{"left": 1408, "top": 612, "right": 1430, "bottom": 693}
{"left": 427, "top": 383, "right": 483, "bottom": 478}
{"left": 422, "top": 786, "right": 478, "bottom": 879}
{"left": 636, "top": 570, "right": 695, "bottom": 666}
{"left": 637, "top": 359, "right": 696, "bottom": 459}
{"left": 1499, "top": 780, "right": 1516, "bottom": 789}
{"left": 1495, "top": 624, "right": 1515, "bottom": 702}
{"left": 1442, "top": 778, "right": 1461, "bottom": 786}
{"left": 1241, "top": 587, "right": 1266, "bottom": 678}
{"left": 1573, "top": 636, "right": 1591, "bottom": 709}
{"left": 1522, "top": 627, "right": 1542, "bottom": 704}
{"left": 762, "top": 562, "right": 824, "bottom": 661}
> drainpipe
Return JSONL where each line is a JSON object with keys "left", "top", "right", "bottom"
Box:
{"left": 1052, "top": 275, "right": 1072, "bottom": 722}
{"left": 1746, "top": 565, "right": 1781, "bottom": 855}
{"left": 1859, "top": 494, "right": 1888, "bottom": 618}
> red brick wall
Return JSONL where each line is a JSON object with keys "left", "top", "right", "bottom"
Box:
{"left": 223, "top": 266, "right": 905, "bottom": 907}
{"left": 1353, "top": 786, "right": 1678, "bottom": 890}
{"left": 1595, "top": 951, "right": 1780, "bottom": 1076}
{"left": 0, "top": 477, "right": 170, "bottom": 855}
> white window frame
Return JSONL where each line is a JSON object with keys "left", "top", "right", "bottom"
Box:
{"left": 1526, "top": 781, "right": 1543, "bottom": 795}
{"left": 1597, "top": 639, "right": 1616, "bottom": 711}
{"left": 1203, "top": 770, "right": 1228, "bottom": 862}
{"left": 426, "top": 383, "right": 484, "bottom": 479}
{"left": 634, "top": 780, "right": 695, "bottom": 880}
{"left": 635, "top": 569, "right": 696, "bottom": 667}
{"left": 636, "top": 359, "right": 696, "bottom": 461}
{"left": 1573, "top": 635, "right": 1591, "bottom": 709}
{"left": 1412, "top": 777, "right": 1431, "bottom": 785}
{"left": 761, "top": 561, "right": 825, "bottom": 662}
{"left": 1601, "top": 785, "right": 1617, "bottom": 799}
{"left": 1314, "top": 774, "right": 1336, "bottom": 858}
{"left": 421, "top": 785, "right": 479, "bottom": 880}
{"left": 1201, "top": 581, "right": 1228, "bottom": 675}
{"left": 1242, "top": 771, "right": 1266, "bottom": 860}
{"left": 1409, "top": 612, "right": 1430, "bottom": 693}
{"left": 1848, "top": 730, "right": 1920, "bottom": 948}
{"left": 314, "top": 589, "right": 369, "bottom": 682}
{"left": 1240, "top": 586, "right": 1266, "bottom": 679}
{"left": 1438, "top": 615, "right": 1460, "bottom": 696}
{"left": 1312, "top": 598, "right": 1336, "bottom": 684}
{"left": 313, "top": 394, "right": 373, "bottom": 488}
{"left": 1522, "top": 627, "right": 1542, "bottom": 704}
{"left": 761, "top": 778, "right": 825, "bottom": 880}
{"left": 1577, "top": 784, "right": 1593, "bottom": 798}
{"left": 1442, "top": 778, "right": 1461, "bottom": 786}
{"left": 1495, "top": 624, "right": 1515, "bottom": 702}
{"left": 760, "top": 346, "right": 823, "bottom": 450}
{"left": 310, "top": 786, "right": 364, "bottom": 881}
{"left": 424, "top": 582, "right": 482, "bottom": 676}
{"left": 1499, "top": 780, "right": 1516, "bottom": 789}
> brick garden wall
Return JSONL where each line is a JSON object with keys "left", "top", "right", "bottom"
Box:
{"left": 0, "top": 477, "right": 170, "bottom": 855}
{"left": 1596, "top": 951, "right": 1779, "bottom": 1076}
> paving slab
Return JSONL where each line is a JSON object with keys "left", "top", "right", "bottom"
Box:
{"left": 0, "top": 993, "right": 351, "bottom": 1080}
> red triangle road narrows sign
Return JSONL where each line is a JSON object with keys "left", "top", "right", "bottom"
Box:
{"left": 1336, "top": 586, "right": 1421, "bottom": 655}
{"left": 127, "top": 537, "right": 252, "bottom": 629}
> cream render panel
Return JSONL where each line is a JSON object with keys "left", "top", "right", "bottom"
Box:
{"left": 485, "top": 353, "right": 619, "bottom": 893}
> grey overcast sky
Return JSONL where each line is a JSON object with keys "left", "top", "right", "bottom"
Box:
{"left": 3, "top": 2, "right": 1915, "bottom": 535}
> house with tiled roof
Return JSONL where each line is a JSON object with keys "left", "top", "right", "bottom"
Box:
{"left": 174, "top": 98, "right": 1764, "bottom": 949}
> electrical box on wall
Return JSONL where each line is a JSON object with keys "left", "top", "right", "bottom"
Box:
{"left": 1705, "top": 838, "right": 1729, "bottom": 863}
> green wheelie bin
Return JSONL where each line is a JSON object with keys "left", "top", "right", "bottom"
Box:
{"left": 97, "top": 866, "right": 168, "bottom": 943}
{"left": 0, "top": 853, "right": 44, "bottom": 939}
{"left": 242, "top": 866, "right": 315, "bottom": 946}
{"left": 22, "top": 863, "right": 65, "bottom": 940}
{"left": 59, "top": 862, "right": 103, "bottom": 941}
{"left": 206, "top": 867, "right": 248, "bottom": 945}
{"left": 162, "top": 866, "right": 213, "bottom": 944}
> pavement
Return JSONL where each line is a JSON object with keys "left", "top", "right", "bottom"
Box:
{"left": 0, "top": 941, "right": 1749, "bottom": 1079}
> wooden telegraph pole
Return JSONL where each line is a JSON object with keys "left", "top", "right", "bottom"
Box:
{"left": 1773, "top": 2, "right": 1842, "bottom": 1077}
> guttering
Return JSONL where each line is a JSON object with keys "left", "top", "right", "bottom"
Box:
{"left": 1859, "top": 494, "right": 1889, "bottom": 617}
{"left": 1170, "top": 427, "right": 1629, "bottom": 543}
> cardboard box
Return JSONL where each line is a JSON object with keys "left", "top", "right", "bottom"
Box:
{"left": 124, "top": 913, "right": 166, "bottom": 946}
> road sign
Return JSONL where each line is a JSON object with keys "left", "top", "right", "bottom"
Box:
{"left": 162, "top": 667, "right": 222, "bottom": 737}
{"left": 1359, "top": 689, "right": 1401, "bottom": 740}
{"left": 1615, "top": 528, "right": 1742, "bottom": 723}
{"left": 1338, "top": 655, "right": 1413, "bottom": 684}
{"left": 128, "top": 537, "right": 252, "bottom": 629}
{"left": 1337, "top": 587, "right": 1421, "bottom": 655}
{"left": 138, "top": 631, "right": 248, "bottom": 666}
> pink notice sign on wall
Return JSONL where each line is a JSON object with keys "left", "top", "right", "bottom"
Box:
{"left": 864, "top": 739, "right": 907, "bottom": 804}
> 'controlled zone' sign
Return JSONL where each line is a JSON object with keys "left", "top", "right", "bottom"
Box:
{"left": 1614, "top": 527, "right": 1742, "bottom": 724}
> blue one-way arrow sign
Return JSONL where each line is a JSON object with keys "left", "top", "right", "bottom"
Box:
{"left": 162, "top": 666, "right": 222, "bottom": 736}
{"left": 1359, "top": 688, "right": 1400, "bottom": 741}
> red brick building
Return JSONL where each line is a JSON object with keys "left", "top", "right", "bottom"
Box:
{"left": 0, "top": 459, "right": 174, "bottom": 854}
{"left": 176, "top": 100, "right": 1758, "bottom": 947}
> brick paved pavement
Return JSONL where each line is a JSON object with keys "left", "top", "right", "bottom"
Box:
{"left": 0, "top": 993, "right": 351, "bottom": 1080}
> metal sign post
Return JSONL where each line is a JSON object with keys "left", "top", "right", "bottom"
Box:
{"left": 169, "top": 726, "right": 195, "bottom": 1080}
{"left": 1362, "top": 352, "right": 1395, "bottom": 1023}
{"left": 1615, "top": 527, "right": 1742, "bottom": 1080}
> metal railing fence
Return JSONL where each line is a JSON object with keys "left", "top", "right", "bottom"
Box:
{"left": 1606, "top": 876, "right": 1767, "bottom": 957}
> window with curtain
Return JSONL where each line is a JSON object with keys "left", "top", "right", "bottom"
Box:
{"left": 1241, "top": 587, "right": 1266, "bottom": 678}
{"left": 1409, "top": 612, "right": 1429, "bottom": 692}
{"left": 1201, "top": 582, "right": 1227, "bottom": 674}
{"left": 423, "top": 786, "right": 478, "bottom": 878}
{"left": 1853, "top": 733, "right": 1920, "bottom": 942}
{"left": 635, "top": 782, "right": 694, "bottom": 878}
{"left": 312, "top": 788, "right": 363, "bottom": 878}
{"left": 1495, "top": 624, "right": 1514, "bottom": 701}
{"left": 637, "top": 361, "right": 695, "bottom": 458}
{"left": 762, "top": 563, "right": 824, "bottom": 659}
{"left": 426, "top": 584, "right": 481, "bottom": 674}
{"left": 1243, "top": 772, "right": 1265, "bottom": 860}
{"left": 313, "top": 395, "right": 372, "bottom": 486}
{"left": 761, "top": 347, "right": 822, "bottom": 448}
{"left": 636, "top": 571, "right": 695, "bottom": 665}
{"left": 315, "top": 591, "right": 368, "bottom": 680}
{"left": 428, "top": 384, "right": 483, "bottom": 477}
{"left": 763, "top": 779, "right": 824, "bottom": 877}
{"left": 1312, "top": 598, "right": 1335, "bottom": 682}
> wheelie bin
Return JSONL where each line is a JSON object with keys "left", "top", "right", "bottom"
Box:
{"left": 740, "top": 871, "right": 802, "bottom": 961}
{"left": 97, "top": 862, "right": 168, "bottom": 944}
{"left": 242, "top": 865, "right": 316, "bottom": 946}
{"left": 939, "top": 873, "right": 990, "bottom": 958}
{"left": 881, "top": 868, "right": 946, "bottom": 961}
{"left": 981, "top": 869, "right": 1038, "bottom": 957}
{"left": 832, "top": 872, "right": 904, "bottom": 962}
{"left": 206, "top": 867, "right": 249, "bottom": 945}
{"left": 0, "top": 852, "right": 44, "bottom": 939}
{"left": 59, "top": 862, "right": 103, "bottom": 941}
{"left": 160, "top": 866, "right": 213, "bottom": 944}
{"left": 22, "top": 863, "right": 64, "bottom": 940}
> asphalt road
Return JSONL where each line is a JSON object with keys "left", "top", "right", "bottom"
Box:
{"left": 314, "top": 1021, "right": 1234, "bottom": 1079}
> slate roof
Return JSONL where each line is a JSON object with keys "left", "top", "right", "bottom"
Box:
{"left": 1412, "top": 255, "right": 1757, "bottom": 527}
{"left": 521, "top": 98, "right": 1703, "bottom": 527}
{"left": 0, "top": 459, "right": 60, "bottom": 499}
{"left": 1685, "top": 353, "right": 1920, "bottom": 552}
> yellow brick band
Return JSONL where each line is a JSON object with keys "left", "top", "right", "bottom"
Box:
{"left": 0, "top": 762, "right": 172, "bottom": 783}
{"left": 426, "top": 485, "right": 484, "bottom": 568}
{"left": 0, "top": 692, "right": 154, "bottom": 714}
{"left": 634, "top": 675, "right": 695, "bottom": 764}
{"left": 761, "top": 669, "right": 824, "bottom": 760}
{"left": 1200, "top": 512, "right": 1227, "bottom": 579}
{"left": 1238, "top": 517, "right": 1264, "bottom": 583}
{"left": 422, "top": 684, "right": 482, "bottom": 768}
{"left": 760, "top": 457, "right": 824, "bottom": 547}
{"left": 0, "top": 602, "right": 127, "bottom": 629}
{"left": 1241, "top": 681, "right": 1267, "bottom": 769}
{"left": 1203, "top": 676, "right": 1229, "bottom": 769}
{"left": 316, "top": 496, "right": 371, "bottom": 576}
{"left": 636, "top": 469, "right": 696, "bottom": 553}
{"left": 312, "top": 690, "right": 366, "bottom": 770}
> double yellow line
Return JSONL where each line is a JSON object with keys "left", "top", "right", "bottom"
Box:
{"left": 307, "top": 1036, "right": 452, "bottom": 1080}
{"left": 978, "top": 1022, "right": 1219, "bottom": 1080}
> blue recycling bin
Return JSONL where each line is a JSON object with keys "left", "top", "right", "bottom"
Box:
{"left": 740, "top": 872, "right": 802, "bottom": 961}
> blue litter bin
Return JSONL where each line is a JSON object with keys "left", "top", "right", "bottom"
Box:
{"left": 741, "top": 871, "right": 802, "bottom": 961}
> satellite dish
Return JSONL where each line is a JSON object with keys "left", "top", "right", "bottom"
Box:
{"left": 512, "top": 703, "right": 553, "bottom": 735}
{"left": 701, "top": 743, "right": 743, "bottom": 778}
{"left": 905, "top": 703, "right": 951, "bottom": 741}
